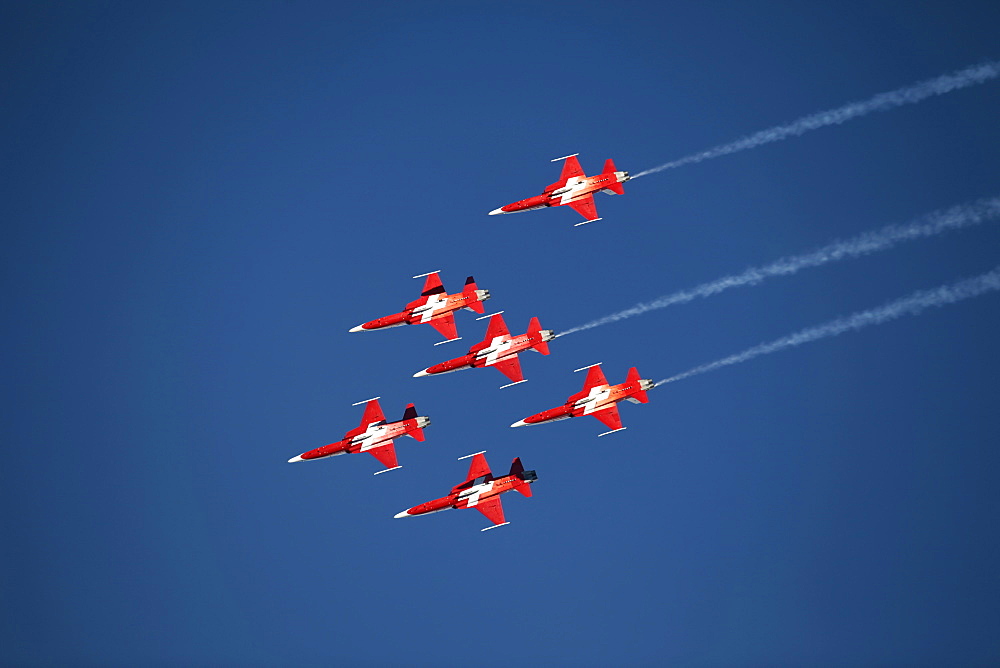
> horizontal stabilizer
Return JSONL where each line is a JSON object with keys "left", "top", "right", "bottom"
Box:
{"left": 515, "top": 483, "right": 532, "bottom": 498}
{"left": 628, "top": 390, "right": 650, "bottom": 404}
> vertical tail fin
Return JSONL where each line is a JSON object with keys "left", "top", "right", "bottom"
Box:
{"left": 626, "top": 367, "right": 649, "bottom": 403}
{"left": 602, "top": 158, "right": 625, "bottom": 195}
{"left": 527, "top": 317, "right": 550, "bottom": 355}
{"left": 509, "top": 457, "right": 525, "bottom": 476}
{"left": 403, "top": 403, "right": 426, "bottom": 440}
{"left": 510, "top": 458, "right": 533, "bottom": 497}
{"left": 463, "top": 276, "right": 486, "bottom": 314}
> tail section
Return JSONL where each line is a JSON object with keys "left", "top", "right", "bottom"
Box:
{"left": 527, "top": 317, "right": 552, "bottom": 355}
{"left": 403, "top": 403, "right": 427, "bottom": 441}
{"left": 509, "top": 457, "right": 534, "bottom": 497}
{"left": 602, "top": 158, "right": 625, "bottom": 195}
{"left": 626, "top": 366, "right": 650, "bottom": 403}
{"left": 509, "top": 457, "right": 525, "bottom": 476}
{"left": 463, "top": 276, "right": 486, "bottom": 314}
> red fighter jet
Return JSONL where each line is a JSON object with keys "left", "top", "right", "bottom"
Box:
{"left": 349, "top": 271, "right": 490, "bottom": 344}
{"left": 287, "top": 398, "right": 429, "bottom": 475}
{"left": 511, "top": 363, "right": 655, "bottom": 436}
{"left": 394, "top": 451, "right": 537, "bottom": 531}
{"left": 412, "top": 312, "right": 554, "bottom": 388}
{"left": 489, "top": 153, "right": 630, "bottom": 226}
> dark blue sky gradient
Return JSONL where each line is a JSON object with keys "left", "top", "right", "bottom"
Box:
{"left": 3, "top": 2, "right": 1000, "bottom": 666}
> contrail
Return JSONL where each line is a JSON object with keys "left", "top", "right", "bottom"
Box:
{"left": 655, "top": 266, "right": 1000, "bottom": 386}
{"left": 556, "top": 196, "right": 1000, "bottom": 337}
{"left": 631, "top": 61, "right": 1000, "bottom": 178}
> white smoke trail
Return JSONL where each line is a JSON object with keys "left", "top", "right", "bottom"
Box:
{"left": 655, "top": 266, "right": 1000, "bottom": 386}
{"left": 556, "top": 197, "right": 1000, "bottom": 337}
{"left": 632, "top": 61, "right": 1000, "bottom": 178}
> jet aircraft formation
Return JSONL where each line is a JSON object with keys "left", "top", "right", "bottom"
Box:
{"left": 288, "top": 156, "right": 648, "bottom": 530}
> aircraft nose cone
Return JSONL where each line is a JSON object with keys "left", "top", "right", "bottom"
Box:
{"left": 349, "top": 324, "right": 366, "bottom": 333}
{"left": 488, "top": 207, "right": 506, "bottom": 215}
{"left": 413, "top": 369, "right": 431, "bottom": 378}
{"left": 510, "top": 419, "right": 528, "bottom": 428}
{"left": 288, "top": 455, "right": 304, "bottom": 463}
{"left": 394, "top": 510, "right": 413, "bottom": 519}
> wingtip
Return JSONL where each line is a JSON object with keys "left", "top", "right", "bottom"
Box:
{"left": 480, "top": 522, "right": 510, "bottom": 532}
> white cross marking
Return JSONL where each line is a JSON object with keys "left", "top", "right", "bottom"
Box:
{"left": 415, "top": 294, "right": 447, "bottom": 323}
{"left": 578, "top": 386, "right": 612, "bottom": 414}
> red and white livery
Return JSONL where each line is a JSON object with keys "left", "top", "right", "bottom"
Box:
{"left": 489, "top": 154, "right": 630, "bottom": 225}
{"left": 287, "top": 398, "right": 430, "bottom": 474}
{"left": 349, "top": 271, "right": 490, "bottom": 343}
{"left": 394, "top": 451, "right": 537, "bottom": 531}
{"left": 412, "top": 312, "right": 554, "bottom": 388}
{"left": 511, "top": 363, "right": 654, "bottom": 436}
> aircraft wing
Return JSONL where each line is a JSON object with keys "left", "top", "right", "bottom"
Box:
{"left": 472, "top": 496, "right": 507, "bottom": 526}
{"left": 558, "top": 154, "right": 585, "bottom": 181}
{"left": 484, "top": 313, "right": 510, "bottom": 339}
{"left": 465, "top": 452, "right": 492, "bottom": 481}
{"left": 591, "top": 405, "right": 623, "bottom": 431}
{"left": 359, "top": 398, "right": 386, "bottom": 427}
{"left": 490, "top": 356, "right": 524, "bottom": 384}
{"left": 367, "top": 442, "right": 399, "bottom": 470}
{"left": 567, "top": 195, "right": 599, "bottom": 222}
{"left": 582, "top": 365, "right": 609, "bottom": 391}
{"left": 427, "top": 313, "right": 459, "bottom": 341}
{"left": 420, "top": 272, "right": 446, "bottom": 296}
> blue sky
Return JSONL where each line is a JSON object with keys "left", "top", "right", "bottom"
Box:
{"left": 3, "top": 2, "right": 999, "bottom": 666}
